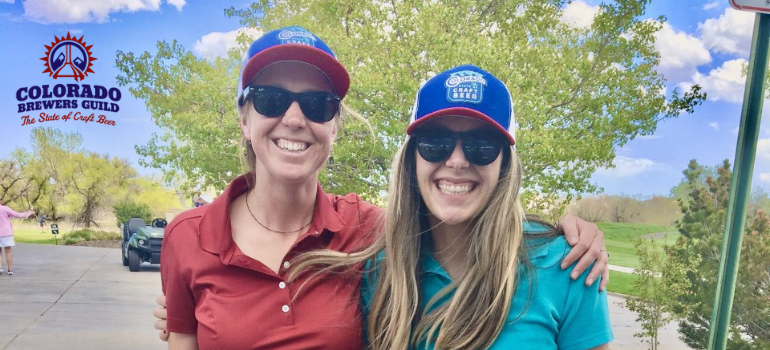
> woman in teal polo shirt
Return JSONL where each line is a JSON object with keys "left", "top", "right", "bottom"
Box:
{"left": 294, "top": 64, "right": 613, "bottom": 349}
{"left": 362, "top": 65, "right": 612, "bottom": 349}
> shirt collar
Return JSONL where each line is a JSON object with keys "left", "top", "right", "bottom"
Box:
{"left": 198, "top": 174, "right": 347, "bottom": 258}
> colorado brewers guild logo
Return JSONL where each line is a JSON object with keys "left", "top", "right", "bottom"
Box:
{"left": 445, "top": 71, "right": 486, "bottom": 104}
{"left": 277, "top": 26, "right": 316, "bottom": 47}
{"left": 41, "top": 32, "right": 96, "bottom": 82}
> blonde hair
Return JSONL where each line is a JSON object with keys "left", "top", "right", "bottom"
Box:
{"left": 290, "top": 136, "right": 527, "bottom": 350}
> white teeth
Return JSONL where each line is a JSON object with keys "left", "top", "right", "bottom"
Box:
{"left": 276, "top": 139, "right": 307, "bottom": 152}
{"left": 438, "top": 183, "right": 473, "bottom": 195}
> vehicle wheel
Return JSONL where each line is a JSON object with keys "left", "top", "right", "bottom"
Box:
{"left": 128, "top": 249, "right": 141, "bottom": 272}
{"left": 121, "top": 242, "right": 129, "bottom": 267}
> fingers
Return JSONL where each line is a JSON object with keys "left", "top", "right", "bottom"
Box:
{"left": 154, "top": 294, "right": 169, "bottom": 342}
{"left": 559, "top": 215, "right": 581, "bottom": 246}
{"left": 153, "top": 306, "right": 167, "bottom": 320}
{"left": 599, "top": 263, "right": 610, "bottom": 292}
{"left": 154, "top": 318, "right": 168, "bottom": 331}
{"left": 559, "top": 219, "right": 600, "bottom": 270}
{"left": 156, "top": 294, "right": 167, "bottom": 308}
{"left": 582, "top": 245, "right": 609, "bottom": 288}
{"left": 158, "top": 328, "right": 169, "bottom": 342}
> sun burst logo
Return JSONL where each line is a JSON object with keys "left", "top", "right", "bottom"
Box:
{"left": 40, "top": 32, "right": 97, "bottom": 82}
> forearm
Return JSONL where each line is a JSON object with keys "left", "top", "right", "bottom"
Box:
{"left": 168, "top": 332, "right": 198, "bottom": 350}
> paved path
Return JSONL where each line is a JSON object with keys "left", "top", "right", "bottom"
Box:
{"left": 0, "top": 244, "right": 692, "bottom": 349}
{"left": 642, "top": 231, "right": 679, "bottom": 239}
{"left": 0, "top": 244, "right": 164, "bottom": 350}
{"left": 609, "top": 264, "right": 636, "bottom": 274}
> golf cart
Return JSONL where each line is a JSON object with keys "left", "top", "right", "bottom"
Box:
{"left": 121, "top": 217, "right": 166, "bottom": 272}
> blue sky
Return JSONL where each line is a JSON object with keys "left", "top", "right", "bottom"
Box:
{"left": 1, "top": 0, "right": 769, "bottom": 198}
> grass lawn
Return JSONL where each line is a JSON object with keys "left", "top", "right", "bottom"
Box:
{"left": 12, "top": 227, "right": 62, "bottom": 244}
{"left": 607, "top": 270, "right": 641, "bottom": 298}
{"left": 598, "top": 222, "right": 680, "bottom": 269}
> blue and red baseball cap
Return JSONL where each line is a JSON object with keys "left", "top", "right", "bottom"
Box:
{"left": 407, "top": 65, "right": 515, "bottom": 145}
{"left": 237, "top": 26, "right": 350, "bottom": 100}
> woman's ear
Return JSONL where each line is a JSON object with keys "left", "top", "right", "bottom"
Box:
{"left": 239, "top": 109, "right": 250, "bottom": 137}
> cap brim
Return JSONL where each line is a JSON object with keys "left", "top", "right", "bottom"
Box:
{"left": 240, "top": 45, "right": 350, "bottom": 98}
{"left": 407, "top": 107, "right": 516, "bottom": 145}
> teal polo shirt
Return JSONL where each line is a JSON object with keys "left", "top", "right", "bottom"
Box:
{"left": 361, "top": 223, "right": 614, "bottom": 350}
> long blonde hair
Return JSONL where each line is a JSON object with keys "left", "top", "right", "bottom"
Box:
{"left": 289, "top": 136, "right": 526, "bottom": 350}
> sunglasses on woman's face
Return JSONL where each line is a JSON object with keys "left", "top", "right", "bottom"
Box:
{"left": 239, "top": 85, "right": 341, "bottom": 123}
{"left": 414, "top": 127, "right": 506, "bottom": 166}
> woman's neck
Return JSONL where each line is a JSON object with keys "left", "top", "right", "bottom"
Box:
{"left": 428, "top": 218, "right": 472, "bottom": 281}
{"left": 247, "top": 172, "right": 317, "bottom": 233}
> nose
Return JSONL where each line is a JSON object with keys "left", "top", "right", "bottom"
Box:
{"left": 444, "top": 141, "right": 469, "bottom": 170}
{"left": 281, "top": 101, "right": 307, "bottom": 129}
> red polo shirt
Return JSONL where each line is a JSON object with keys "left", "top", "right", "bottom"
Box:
{"left": 161, "top": 174, "right": 381, "bottom": 350}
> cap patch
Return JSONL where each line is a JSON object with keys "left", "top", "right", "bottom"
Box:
{"left": 445, "top": 70, "right": 486, "bottom": 104}
{"left": 277, "top": 27, "right": 317, "bottom": 47}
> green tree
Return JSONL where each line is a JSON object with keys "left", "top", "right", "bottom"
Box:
{"left": 626, "top": 237, "right": 695, "bottom": 350}
{"left": 63, "top": 153, "right": 136, "bottom": 228}
{"left": 117, "top": 0, "right": 705, "bottom": 206}
{"left": 115, "top": 41, "right": 243, "bottom": 192}
{"left": 28, "top": 127, "right": 85, "bottom": 220}
{"left": 118, "top": 177, "right": 184, "bottom": 219}
{"left": 113, "top": 201, "right": 153, "bottom": 227}
{"left": 667, "top": 159, "right": 770, "bottom": 349}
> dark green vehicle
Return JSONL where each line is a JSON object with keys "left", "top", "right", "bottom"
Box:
{"left": 121, "top": 217, "right": 166, "bottom": 272}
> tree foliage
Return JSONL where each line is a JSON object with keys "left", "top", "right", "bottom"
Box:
{"left": 113, "top": 201, "right": 153, "bottom": 227}
{"left": 666, "top": 159, "right": 770, "bottom": 349}
{"left": 0, "top": 127, "right": 179, "bottom": 228}
{"left": 117, "top": 0, "right": 705, "bottom": 207}
{"left": 626, "top": 237, "right": 695, "bottom": 350}
{"left": 115, "top": 41, "right": 243, "bottom": 192}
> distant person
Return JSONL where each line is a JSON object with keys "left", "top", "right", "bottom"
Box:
{"left": 193, "top": 194, "right": 211, "bottom": 208}
{"left": 39, "top": 214, "right": 47, "bottom": 233}
{"left": 0, "top": 198, "right": 34, "bottom": 275}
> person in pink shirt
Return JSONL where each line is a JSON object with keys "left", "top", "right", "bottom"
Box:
{"left": 0, "top": 198, "right": 34, "bottom": 275}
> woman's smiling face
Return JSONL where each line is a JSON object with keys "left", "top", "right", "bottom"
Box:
{"left": 240, "top": 61, "right": 338, "bottom": 184}
{"left": 414, "top": 116, "right": 503, "bottom": 228}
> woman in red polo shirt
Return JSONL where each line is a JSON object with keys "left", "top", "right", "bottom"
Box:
{"left": 159, "top": 26, "right": 609, "bottom": 350}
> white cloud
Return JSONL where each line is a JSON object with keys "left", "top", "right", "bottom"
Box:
{"left": 709, "top": 122, "right": 719, "bottom": 131}
{"left": 21, "top": 0, "right": 184, "bottom": 23}
{"left": 167, "top": 0, "right": 185, "bottom": 11}
{"left": 596, "top": 156, "right": 660, "bottom": 177}
{"left": 758, "top": 138, "right": 770, "bottom": 160}
{"left": 193, "top": 28, "right": 263, "bottom": 60}
{"left": 561, "top": 1, "right": 601, "bottom": 29}
{"left": 703, "top": 2, "right": 720, "bottom": 10}
{"left": 733, "top": 127, "right": 740, "bottom": 136}
{"left": 699, "top": 8, "right": 754, "bottom": 57}
{"left": 0, "top": 0, "right": 14, "bottom": 4}
{"left": 760, "top": 173, "right": 770, "bottom": 183}
{"left": 685, "top": 58, "right": 747, "bottom": 103}
{"left": 655, "top": 22, "right": 711, "bottom": 82}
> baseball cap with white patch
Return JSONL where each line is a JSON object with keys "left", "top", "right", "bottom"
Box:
{"left": 407, "top": 64, "right": 515, "bottom": 145}
{"left": 236, "top": 26, "right": 350, "bottom": 104}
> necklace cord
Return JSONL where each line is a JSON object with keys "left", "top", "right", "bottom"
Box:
{"left": 245, "top": 192, "right": 313, "bottom": 234}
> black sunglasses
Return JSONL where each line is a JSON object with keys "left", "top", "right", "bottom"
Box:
{"left": 415, "top": 127, "right": 506, "bottom": 166}
{"left": 239, "top": 85, "right": 341, "bottom": 123}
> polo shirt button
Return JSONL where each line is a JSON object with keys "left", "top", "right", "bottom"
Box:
{"left": 279, "top": 281, "right": 286, "bottom": 289}
{"left": 282, "top": 305, "right": 290, "bottom": 313}
{"left": 283, "top": 261, "right": 291, "bottom": 269}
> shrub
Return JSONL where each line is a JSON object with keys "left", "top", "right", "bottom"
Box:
{"left": 63, "top": 229, "right": 120, "bottom": 243}
{"left": 113, "top": 201, "right": 152, "bottom": 227}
